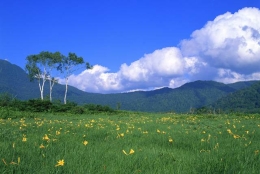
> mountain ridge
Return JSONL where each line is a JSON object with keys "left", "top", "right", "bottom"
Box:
{"left": 211, "top": 81, "right": 260, "bottom": 113}
{"left": 0, "top": 59, "right": 258, "bottom": 113}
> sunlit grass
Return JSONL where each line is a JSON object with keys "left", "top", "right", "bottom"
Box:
{"left": 0, "top": 112, "right": 259, "bottom": 173}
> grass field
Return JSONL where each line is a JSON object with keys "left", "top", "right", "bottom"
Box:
{"left": 0, "top": 111, "right": 259, "bottom": 173}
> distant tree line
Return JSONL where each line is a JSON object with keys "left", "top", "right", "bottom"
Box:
{"left": 0, "top": 93, "right": 116, "bottom": 116}
{"left": 25, "top": 51, "right": 92, "bottom": 104}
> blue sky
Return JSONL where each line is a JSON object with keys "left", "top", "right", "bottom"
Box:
{"left": 1, "top": 0, "right": 260, "bottom": 93}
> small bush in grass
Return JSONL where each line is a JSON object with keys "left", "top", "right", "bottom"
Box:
{"left": 70, "top": 106, "right": 85, "bottom": 114}
{"left": 0, "top": 93, "right": 14, "bottom": 107}
{"left": 84, "top": 104, "right": 115, "bottom": 113}
{"left": 26, "top": 99, "right": 52, "bottom": 112}
{"left": 51, "top": 101, "right": 77, "bottom": 113}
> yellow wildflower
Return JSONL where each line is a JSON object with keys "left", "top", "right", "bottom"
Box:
{"left": 56, "top": 130, "right": 61, "bottom": 135}
{"left": 22, "top": 137, "right": 27, "bottom": 142}
{"left": 2, "top": 159, "right": 7, "bottom": 166}
{"left": 83, "top": 140, "right": 88, "bottom": 146}
{"left": 157, "top": 129, "right": 160, "bottom": 133}
{"left": 213, "top": 143, "right": 219, "bottom": 149}
{"left": 169, "top": 138, "right": 173, "bottom": 143}
{"left": 122, "top": 149, "right": 135, "bottom": 155}
{"left": 200, "top": 149, "right": 210, "bottom": 153}
{"left": 233, "top": 134, "right": 240, "bottom": 139}
{"left": 207, "top": 134, "right": 211, "bottom": 142}
{"left": 22, "top": 134, "right": 27, "bottom": 142}
{"left": 55, "top": 159, "right": 65, "bottom": 167}
{"left": 39, "top": 144, "right": 45, "bottom": 149}
{"left": 227, "top": 129, "right": 232, "bottom": 134}
{"left": 10, "top": 157, "right": 21, "bottom": 165}
{"left": 129, "top": 149, "right": 135, "bottom": 155}
{"left": 43, "top": 134, "right": 50, "bottom": 141}
{"left": 10, "top": 161, "right": 18, "bottom": 165}
{"left": 117, "top": 133, "right": 124, "bottom": 138}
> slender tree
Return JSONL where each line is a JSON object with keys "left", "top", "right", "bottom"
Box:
{"left": 25, "top": 54, "right": 47, "bottom": 100}
{"left": 46, "top": 52, "right": 62, "bottom": 102}
{"left": 25, "top": 51, "right": 62, "bottom": 101}
{"left": 58, "top": 52, "right": 92, "bottom": 104}
{"left": 49, "top": 77, "right": 58, "bottom": 102}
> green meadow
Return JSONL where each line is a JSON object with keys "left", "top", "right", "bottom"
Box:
{"left": 0, "top": 111, "right": 259, "bottom": 173}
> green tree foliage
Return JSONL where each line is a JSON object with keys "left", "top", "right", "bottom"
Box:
{"left": 24, "top": 52, "right": 92, "bottom": 104}
{"left": 25, "top": 51, "right": 62, "bottom": 101}
{"left": 57, "top": 52, "right": 92, "bottom": 104}
{"left": 212, "top": 81, "right": 260, "bottom": 113}
{"left": 0, "top": 97, "right": 116, "bottom": 115}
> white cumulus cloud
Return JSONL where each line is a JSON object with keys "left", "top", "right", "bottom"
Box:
{"left": 66, "top": 65, "right": 122, "bottom": 93}
{"left": 65, "top": 47, "right": 203, "bottom": 93}
{"left": 120, "top": 47, "right": 188, "bottom": 81}
{"left": 64, "top": 7, "right": 260, "bottom": 93}
{"left": 181, "top": 7, "right": 260, "bottom": 74}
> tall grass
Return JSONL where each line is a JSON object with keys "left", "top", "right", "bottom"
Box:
{"left": 0, "top": 112, "right": 259, "bottom": 173}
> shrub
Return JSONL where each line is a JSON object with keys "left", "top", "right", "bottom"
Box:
{"left": 51, "top": 101, "right": 77, "bottom": 113}
{"left": 10, "top": 99, "right": 27, "bottom": 111}
{"left": 0, "top": 107, "right": 11, "bottom": 119}
{"left": 70, "top": 106, "right": 85, "bottom": 114}
{"left": 0, "top": 93, "right": 14, "bottom": 107}
{"left": 26, "top": 99, "right": 52, "bottom": 112}
{"left": 84, "top": 104, "right": 115, "bottom": 113}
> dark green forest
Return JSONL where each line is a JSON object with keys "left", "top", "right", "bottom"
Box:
{"left": 211, "top": 81, "right": 260, "bottom": 113}
{"left": 1, "top": 59, "right": 259, "bottom": 113}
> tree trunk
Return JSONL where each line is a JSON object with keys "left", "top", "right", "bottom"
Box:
{"left": 49, "top": 80, "right": 52, "bottom": 102}
{"left": 64, "top": 77, "right": 68, "bottom": 104}
{"left": 38, "top": 78, "right": 45, "bottom": 100}
{"left": 40, "top": 84, "right": 44, "bottom": 100}
{"left": 37, "top": 68, "right": 47, "bottom": 100}
{"left": 49, "top": 78, "right": 56, "bottom": 102}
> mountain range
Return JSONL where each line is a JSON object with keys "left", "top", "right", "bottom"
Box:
{"left": 1, "top": 59, "right": 259, "bottom": 113}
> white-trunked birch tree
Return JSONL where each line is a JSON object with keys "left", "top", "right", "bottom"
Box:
{"left": 47, "top": 52, "right": 63, "bottom": 102}
{"left": 25, "top": 51, "right": 62, "bottom": 101}
{"left": 58, "top": 52, "right": 92, "bottom": 104}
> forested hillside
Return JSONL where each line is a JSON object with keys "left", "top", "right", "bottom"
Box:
{"left": 212, "top": 81, "right": 260, "bottom": 113}
{"left": 0, "top": 59, "right": 258, "bottom": 113}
